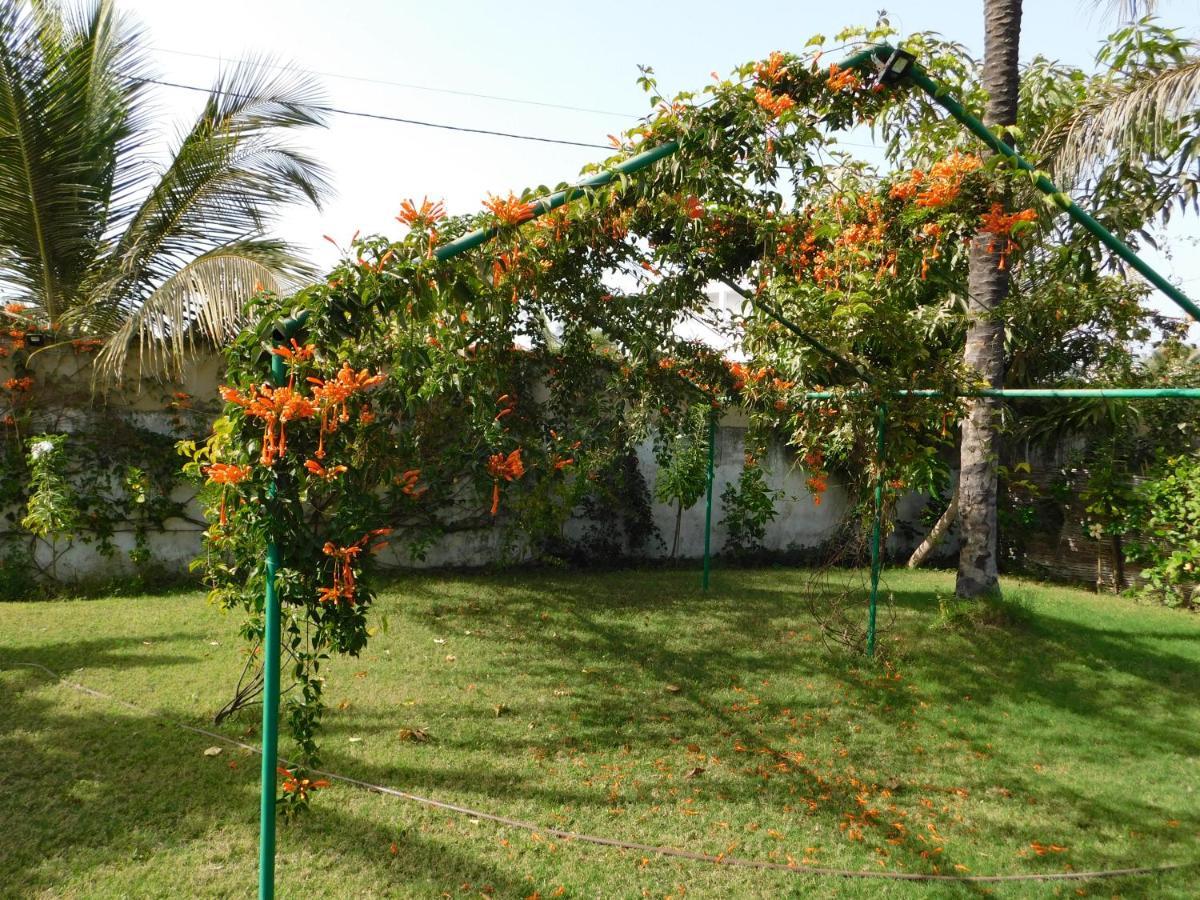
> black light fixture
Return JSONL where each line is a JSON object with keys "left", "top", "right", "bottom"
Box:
{"left": 25, "top": 332, "right": 48, "bottom": 347}
{"left": 873, "top": 48, "right": 917, "bottom": 87}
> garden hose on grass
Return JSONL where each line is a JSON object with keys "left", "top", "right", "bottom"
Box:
{"left": 5, "top": 659, "right": 1197, "bottom": 886}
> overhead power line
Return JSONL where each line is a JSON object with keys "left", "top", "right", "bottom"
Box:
{"left": 143, "top": 76, "right": 885, "bottom": 154}
{"left": 143, "top": 77, "right": 614, "bottom": 150}
{"left": 151, "top": 46, "right": 640, "bottom": 119}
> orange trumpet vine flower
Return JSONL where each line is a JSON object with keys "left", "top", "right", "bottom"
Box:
{"left": 486, "top": 448, "right": 526, "bottom": 517}
{"left": 483, "top": 192, "right": 537, "bottom": 226}
{"left": 278, "top": 767, "right": 330, "bottom": 801}
{"left": 754, "top": 86, "right": 795, "bottom": 117}
{"left": 304, "top": 459, "right": 348, "bottom": 480}
{"left": 396, "top": 197, "right": 446, "bottom": 229}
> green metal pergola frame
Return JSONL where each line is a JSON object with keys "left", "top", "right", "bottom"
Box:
{"left": 254, "top": 44, "right": 1200, "bottom": 898}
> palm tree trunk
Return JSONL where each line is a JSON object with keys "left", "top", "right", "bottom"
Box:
{"left": 956, "top": 0, "right": 1023, "bottom": 600}
{"left": 672, "top": 500, "right": 683, "bottom": 558}
{"left": 908, "top": 488, "right": 958, "bottom": 569}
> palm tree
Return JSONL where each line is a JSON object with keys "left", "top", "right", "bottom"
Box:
{"left": 0, "top": 0, "right": 330, "bottom": 383}
{"left": 957, "top": 0, "right": 1023, "bottom": 599}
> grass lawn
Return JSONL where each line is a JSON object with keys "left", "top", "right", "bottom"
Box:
{"left": 2, "top": 567, "right": 1198, "bottom": 899}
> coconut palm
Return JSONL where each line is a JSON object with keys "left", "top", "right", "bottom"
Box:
{"left": 957, "top": 0, "right": 1023, "bottom": 599}
{"left": 0, "top": 0, "right": 330, "bottom": 382}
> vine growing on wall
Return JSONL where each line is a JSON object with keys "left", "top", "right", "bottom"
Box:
{"left": 1, "top": 304, "right": 210, "bottom": 597}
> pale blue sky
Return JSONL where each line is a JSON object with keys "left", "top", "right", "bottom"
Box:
{"left": 121, "top": 0, "right": 1200, "bottom": 326}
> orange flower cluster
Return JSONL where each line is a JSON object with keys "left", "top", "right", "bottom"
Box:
{"left": 683, "top": 195, "right": 705, "bottom": 220}
{"left": 220, "top": 361, "right": 384, "bottom": 467}
{"left": 774, "top": 222, "right": 820, "bottom": 279}
{"left": 205, "top": 463, "right": 252, "bottom": 485}
{"left": 205, "top": 463, "right": 252, "bottom": 525}
{"left": 396, "top": 196, "right": 446, "bottom": 229}
{"left": 808, "top": 197, "right": 891, "bottom": 289}
{"left": 917, "top": 222, "right": 944, "bottom": 280}
{"left": 396, "top": 468, "right": 426, "bottom": 498}
{"left": 603, "top": 209, "right": 631, "bottom": 241}
{"left": 492, "top": 247, "right": 524, "bottom": 295}
{"left": 728, "top": 361, "right": 767, "bottom": 392}
{"left": 888, "top": 151, "right": 981, "bottom": 208}
{"left": 487, "top": 448, "right": 526, "bottom": 517}
{"left": 754, "top": 86, "right": 796, "bottom": 118}
{"left": 319, "top": 540, "right": 362, "bottom": 604}
{"left": 304, "top": 459, "right": 347, "bottom": 480}
{"left": 494, "top": 393, "right": 517, "bottom": 422}
{"left": 357, "top": 248, "right": 395, "bottom": 273}
{"left": 270, "top": 339, "right": 316, "bottom": 363}
{"left": 221, "top": 383, "right": 317, "bottom": 466}
{"left": 306, "top": 363, "right": 387, "bottom": 459}
{"left": 802, "top": 450, "right": 829, "bottom": 507}
{"left": 317, "top": 529, "right": 391, "bottom": 605}
{"left": 484, "top": 192, "right": 537, "bottom": 226}
{"left": 806, "top": 474, "right": 828, "bottom": 506}
{"left": 70, "top": 338, "right": 103, "bottom": 353}
{"left": 278, "top": 766, "right": 330, "bottom": 801}
{"left": 4, "top": 376, "right": 33, "bottom": 392}
{"left": 826, "top": 63, "right": 861, "bottom": 92}
{"left": 536, "top": 209, "right": 572, "bottom": 242}
{"left": 754, "top": 51, "right": 787, "bottom": 84}
{"left": 979, "top": 204, "right": 1037, "bottom": 269}
{"left": 980, "top": 203, "right": 1036, "bottom": 236}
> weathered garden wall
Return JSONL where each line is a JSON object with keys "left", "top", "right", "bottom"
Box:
{"left": 3, "top": 352, "right": 940, "bottom": 586}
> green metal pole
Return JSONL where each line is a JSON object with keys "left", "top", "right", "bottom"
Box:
{"left": 867, "top": 403, "right": 886, "bottom": 658}
{"left": 702, "top": 412, "right": 716, "bottom": 590}
{"left": 801, "top": 387, "right": 1200, "bottom": 399}
{"left": 258, "top": 348, "right": 291, "bottom": 900}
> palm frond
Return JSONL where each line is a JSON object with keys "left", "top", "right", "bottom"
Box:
{"left": 92, "top": 240, "right": 311, "bottom": 383}
{"left": 1091, "top": 0, "right": 1159, "bottom": 24}
{"left": 0, "top": 0, "right": 149, "bottom": 320}
{"left": 1038, "top": 56, "right": 1200, "bottom": 185}
{"left": 102, "top": 55, "right": 331, "bottom": 308}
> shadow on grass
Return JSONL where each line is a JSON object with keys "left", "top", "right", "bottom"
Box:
{"left": 360, "top": 568, "right": 1199, "bottom": 877}
{"left": 0, "top": 647, "right": 531, "bottom": 897}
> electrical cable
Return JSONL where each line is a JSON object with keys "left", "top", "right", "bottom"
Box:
{"left": 151, "top": 46, "right": 639, "bottom": 118}
{"left": 141, "top": 78, "right": 614, "bottom": 150}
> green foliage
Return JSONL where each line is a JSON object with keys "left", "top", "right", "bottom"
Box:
{"left": 1128, "top": 454, "right": 1200, "bottom": 607}
{"left": 21, "top": 435, "right": 78, "bottom": 538}
{"left": 653, "top": 404, "right": 710, "bottom": 511}
{"left": 720, "top": 452, "right": 782, "bottom": 557}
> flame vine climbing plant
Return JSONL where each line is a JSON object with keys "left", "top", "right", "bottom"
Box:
{"left": 190, "top": 27, "right": 1055, "bottom": 806}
